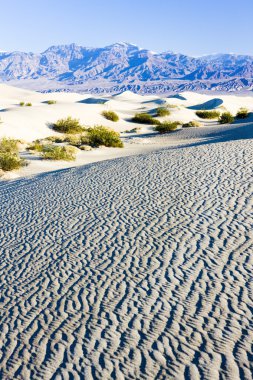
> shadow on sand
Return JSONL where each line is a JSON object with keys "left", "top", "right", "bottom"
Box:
{"left": 187, "top": 98, "right": 223, "bottom": 110}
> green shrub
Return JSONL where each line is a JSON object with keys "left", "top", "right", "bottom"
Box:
{"left": 219, "top": 112, "right": 234, "bottom": 124}
{"left": 87, "top": 126, "right": 123, "bottom": 148}
{"left": 64, "top": 135, "right": 83, "bottom": 146}
{"left": 236, "top": 108, "right": 249, "bottom": 119}
{"left": 0, "top": 153, "right": 26, "bottom": 171}
{"left": 19, "top": 101, "right": 25, "bottom": 107}
{"left": 102, "top": 110, "right": 119, "bottom": 122}
{"left": 47, "top": 100, "right": 57, "bottom": 105}
{"left": 0, "top": 138, "right": 20, "bottom": 154}
{"left": 154, "top": 121, "right": 181, "bottom": 133}
{"left": 196, "top": 110, "right": 220, "bottom": 119}
{"left": 52, "top": 117, "right": 85, "bottom": 134}
{"left": 124, "top": 127, "right": 141, "bottom": 133}
{"left": 132, "top": 113, "right": 160, "bottom": 125}
{"left": 44, "top": 135, "right": 66, "bottom": 143}
{"left": 26, "top": 102, "right": 32, "bottom": 107}
{"left": 156, "top": 107, "right": 170, "bottom": 117}
{"left": 182, "top": 121, "right": 201, "bottom": 128}
{"left": 42, "top": 145, "right": 77, "bottom": 161}
{"left": 27, "top": 141, "right": 45, "bottom": 152}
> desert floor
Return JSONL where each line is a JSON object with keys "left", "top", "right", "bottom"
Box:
{"left": 0, "top": 86, "right": 253, "bottom": 379}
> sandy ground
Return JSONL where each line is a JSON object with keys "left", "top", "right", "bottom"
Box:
{"left": 0, "top": 84, "right": 253, "bottom": 180}
{"left": 0, "top": 85, "right": 253, "bottom": 379}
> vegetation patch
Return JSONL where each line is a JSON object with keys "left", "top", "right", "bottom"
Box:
{"left": 156, "top": 107, "right": 170, "bottom": 117}
{"left": 219, "top": 112, "right": 234, "bottom": 124}
{"left": 196, "top": 110, "right": 220, "bottom": 119}
{"left": 154, "top": 121, "right": 181, "bottom": 133}
{"left": 52, "top": 117, "right": 86, "bottom": 134}
{"left": 44, "top": 135, "right": 66, "bottom": 143}
{"left": 182, "top": 121, "right": 201, "bottom": 128}
{"left": 0, "top": 138, "right": 20, "bottom": 154}
{"left": 102, "top": 110, "right": 119, "bottom": 122}
{"left": 132, "top": 113, "right": 160, "bottom": 125}
{"left": 87, "top": 126, "right": 123, "bottom": 148}
{"left": 19, "top": 101, "right": 25, "bottom": 107}
{"left": 26, "top": 103, "right": 32, "bottom": 107}
{"left": 236, "top": 108, "right": 249, "bottom": 119}
{"left": 42, "top": 145, "right": 77, "bottom": 161}
{"left": 27, "top": 140, "right": 46, "bottom": 152}
{"left": 0, "top": 153, "right": 26, "bottom": 171}
{"left": 124, "top": 127, "right": 141, "bottom": 133}
{"left": 0, "top": 138, "right": 26, "bottom": 171}
{"left": 47, "top": 100, "right": 57, "bottom": 105}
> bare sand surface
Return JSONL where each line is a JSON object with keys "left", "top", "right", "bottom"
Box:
{"left": 0, "top": 115, "right": 253, "bottom": 379}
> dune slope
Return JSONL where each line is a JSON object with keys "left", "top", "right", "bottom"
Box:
{"left": 0, "top": 131, "right": 253, "bottom": 379}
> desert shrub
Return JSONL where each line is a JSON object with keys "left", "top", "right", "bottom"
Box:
{"left": 44, "top": 135, "right": 66, "bottom": 143}
{"left": 219, "top": 112, "right": 234, "bottom": 124}
{"left": 26, "top": 102, "right": 32, "bottom": 107}
{"left": 182, "top": 121, "right": 201, "bottom": 128}
{"left": 47, "top": 100, "right": 57, "bottom": 105}
{"left": 87, "top": 126, "right": 123, "bottom": 148}
{"left": 64, "top": 135, "right": 83, "bottom": 146}
{"left": 156, "top": 107, "right": 170, "bottom": 117}
{"left": 196, "top": 110, "right": 220, "bottom": 119}
{"left": 0, "top": 138, "right": 20, "bottom": 154}
{"left": 79, "top": 145, "right": 93, "bottom": 151}
{"left": 236, "top": 108, "right": 249, "bottom": 119}
{"left": 0, "top": 153, "right": 26, "bottom": 171}
{"left": 27, "top": 140, "right": 45, "bottom": 152}
{"left": 154, "top": 121, "right": 181, "bottom": 133}
{"left": 42, "top": 145, "right": 77, "bottom": 161}
{"left": 124, "top": 127, "right": 141, "bottom": 133}
{"left": 19, "top": 101, "right": 25, "bottom": 106}
{"left": 132, "top": 113, "right": 160, "bottom": 125}
{"left": 52, "top": 116, "right": 85, "bottom": 134}
{"left": 102, "top": 110, "right": 119, "bottom": 122}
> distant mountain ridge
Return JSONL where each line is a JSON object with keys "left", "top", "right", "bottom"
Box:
{"left": 0, "top": 43, "right": 252, "bottom": 94}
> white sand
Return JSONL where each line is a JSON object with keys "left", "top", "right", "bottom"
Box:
{"left": 0, "top": 85, "right": 253, "bottom": 379}
{"left": 0, "top": 84, "right": 253, "bottom": 180}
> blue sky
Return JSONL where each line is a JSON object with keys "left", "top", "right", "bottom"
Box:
{"left": 1, "top": 0, "right": 252, "bottom": 55}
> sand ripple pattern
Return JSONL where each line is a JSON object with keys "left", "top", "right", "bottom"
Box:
{"left": 0, "top": 140, "right": 253, "bottom": 379}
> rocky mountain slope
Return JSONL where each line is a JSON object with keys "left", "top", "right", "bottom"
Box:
{"left": 0, "top": 43, "right": 252, "bottom": 93}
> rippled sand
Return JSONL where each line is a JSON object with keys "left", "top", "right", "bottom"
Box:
{"left": 0, "top": 121, "right": 253, "bottom": 379}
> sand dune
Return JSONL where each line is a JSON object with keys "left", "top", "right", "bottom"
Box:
{"left": 0, "top": 85, "right": 253, "bottom": 379}
{"left": 0, "top": 117, "right": 253, "bottom": 379}
{"left": 1, "top": 84, "right": 253, "bottom": 181}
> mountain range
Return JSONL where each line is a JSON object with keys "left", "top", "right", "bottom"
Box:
{"left": 0, "top": 42, "right": 253, "bottom": 94}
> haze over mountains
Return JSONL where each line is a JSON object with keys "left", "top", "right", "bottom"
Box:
{"left": 0, "top": 42, "right": 253, "bottom": 94}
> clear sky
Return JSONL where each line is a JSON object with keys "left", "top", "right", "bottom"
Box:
{"left": 1, "top": 0, "right": 252, "bottom": 56}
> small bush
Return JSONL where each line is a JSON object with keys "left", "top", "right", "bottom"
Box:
{"left": 47, "top": 100, "right": 57, "bottom": 105}
{"left": 154, "top": 121, "right": 181, "bottom": 134}
{"left": 0, "top": 153, "right": 25, "bottom": 171}
{"left": 44, "top": 135, "right": 66, "bottom": 143}
{"left": 182, "top": 121, "right": 201, "bottom": 128}
{"left": 156, "top": 107, "right": 170, "bottom": 117}
{"left": 42, "top": 145, "right": 77, "bottom": 161}
{"left": 64, "top": 135, "right": 83, "bottom": 147}
{"left": 132, "top": 113, "right": 160, "bottom": 125}
{"left": 236, "top": 108, "right": 249, "bottom": 119}
{"left": 102, "top": 110, "right": 119, "bottom": 122}
{"left": 219, "top": 112, "right": 234, "bottom": 124}
{"left": 124, "top": 127, "right": 141, "bottom": 133}
{"left": 87, "top": 126, "right": 123, "bottom": 148}
{"left": 0, "top": 138, "right": 20, "bottom": 154}
{"left": 27, "top": 141, "right": 45, "bottom": 152}
{"left": 52, "top": 117, "right": 85, "bottom": 134}
{"left": 26, "top": 102, "right": 32, "bottom": 107}
{"left": 196, "top": 110, "right": 220, "bottom": 119}
{"left": 19, "top": 101, "right": 25, "bottom": 106}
